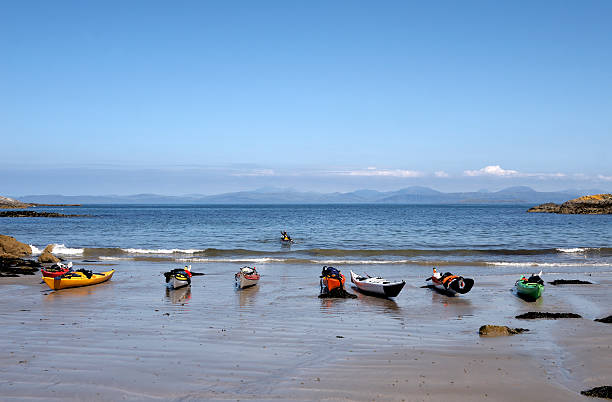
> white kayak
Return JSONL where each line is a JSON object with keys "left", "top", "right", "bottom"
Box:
{"left": 235, "top": 266, "right": 260, "bottom": 289}
{"left": 350, "top": 271, "right": 405, "bottom": 298}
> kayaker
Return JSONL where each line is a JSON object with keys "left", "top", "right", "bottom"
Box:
{"left": 184, "top": 265, "right": 192, "bottom": 278}
{"left": 281, "top": 231, "right": 291, "bottom": 241}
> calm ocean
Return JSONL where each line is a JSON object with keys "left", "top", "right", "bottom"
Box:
{"left": 2, "top": 204, "right": 612, "bottom": 269}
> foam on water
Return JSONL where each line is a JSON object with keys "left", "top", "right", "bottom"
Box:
{"left": 556, "top": 248, "right": 590, "bottom": 253}
{"left": 29, "top": 245, "right": 42, "bottom": 255}
{"left": 122, "top": 248, "right": 200, "bottom": 254}
{"left": 487, "top": 261, "right": 612, "bottom": 267}
{"left": 52, "top": 244, "right": 84, "bottom": 256}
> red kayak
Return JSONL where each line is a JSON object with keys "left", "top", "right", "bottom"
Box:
{"left": 41, "top": 262, "right": 72, "bottom": 278}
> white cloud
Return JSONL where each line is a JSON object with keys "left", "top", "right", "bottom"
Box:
{"left": 464, "top": 165, "right": 568, "bottom": 179}
{"left": 231, "top": 169, "right": 275, "bottom": 177}
{"left": 597, "top": 174, "right": 612, "bottom": 181}
{"left": 464, "top": 165, "right": 519, "bottom": 177}
{"left": 338, "top": 168, "right": 424, "bottom": 178}
{"left": 434, "top": 171, "right": 450, "bottom": 178}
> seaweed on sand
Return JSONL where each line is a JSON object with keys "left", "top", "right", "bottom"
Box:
{"left": 516, "top": 312, "right": 582, "bottom": 319}
{"left": 581, "top": 386, "right": 612, "bottom": 399}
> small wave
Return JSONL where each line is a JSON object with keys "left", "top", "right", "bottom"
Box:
{"left": 486, "top": 261, "right": 612, "bottom": 267}
{"left": 29, "top": 245, "right": 42, "bottom": 255}
{"left": 52, "top": 244, "right": 84, "bottom": 256}
{"left": 122, "top": 248, "right": 201, "bottom": 255}
{"left": 556, "top": 248, "right": 593, "bottom": 253}
{"left": 177, "top": 257, "right": 302, "bottom": 264}
{"left": 175, "top": 257, "right": 489, "bottom": 267}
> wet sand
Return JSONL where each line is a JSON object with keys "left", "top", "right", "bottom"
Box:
{"left": 0, "top": 261, "right": 610, "bottom": 400}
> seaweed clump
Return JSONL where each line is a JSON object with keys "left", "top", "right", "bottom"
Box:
{"left": 0, "top": 257, "right": 41, "bottom": 277}
{"left": 595, "top": 315, "right": 612, "bottom": 324}
{"left": 516, "top": 312, "right": 582, "bottom": 319}
{"left": 581, "top": 386, "right": 612, "bottom": 399}
{"left": 548, "top": 279, "right": 593, "bottom": 285}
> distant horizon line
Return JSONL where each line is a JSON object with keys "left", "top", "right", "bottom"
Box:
{"left": 11, "top": 185, "right": 610, "bottom": 199}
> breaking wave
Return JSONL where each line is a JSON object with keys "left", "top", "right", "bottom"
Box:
{"left": 52, "top": 244, "right": 85, "bottom": 256}
{"left": 45, "top": 245, "right": 612, "bottom": 267}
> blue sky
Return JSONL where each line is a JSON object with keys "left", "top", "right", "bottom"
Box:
{"left": 2, "top": 1, "right": 611, "bottom": 195}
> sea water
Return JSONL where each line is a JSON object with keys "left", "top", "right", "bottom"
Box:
{"left": 3, "top": 204, "right": 612, "bottom": 271}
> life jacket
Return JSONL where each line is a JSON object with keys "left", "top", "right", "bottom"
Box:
{"left": 321, "top": 266, "right": 345, "bottom": 292}
{"left": 441, "top": 274, "right": 459, "bottom": 286}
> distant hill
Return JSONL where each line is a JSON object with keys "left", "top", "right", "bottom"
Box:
{"left": 12, "top": 187, "right": 608, "bottom": 205}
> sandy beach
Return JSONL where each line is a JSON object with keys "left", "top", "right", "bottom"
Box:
{"left": 1, "top": 261, "right": 610, "bottom": 401}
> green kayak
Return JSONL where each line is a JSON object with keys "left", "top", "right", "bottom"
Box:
{"left": 516, "top": 279, "right": 544, "bottom": 300}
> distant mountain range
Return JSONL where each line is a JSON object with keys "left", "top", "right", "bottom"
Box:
{"left": 11, "top": 186, "right": 608, "bottom": 205}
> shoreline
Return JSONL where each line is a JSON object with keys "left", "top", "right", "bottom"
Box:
{"left": 1, "top": 261, "right": 610, "bottom": 400}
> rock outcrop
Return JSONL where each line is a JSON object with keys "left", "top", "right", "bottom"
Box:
{"left": 0, "top": 235, "right": 40, "bottom": 276}
{"left": 0, "top": 196, "right": 32, "bottom": 209}
{"left": 478, "top": 325, "right": 529, "bottom": 337}
{"left": 0, "top": 235, "right": 32, "bottom": 258}
{"left": 528, "top": 194, "right": 612, "bottom": 214}
{"left": 38, "top": 244, "right": 61, "bottom": 263}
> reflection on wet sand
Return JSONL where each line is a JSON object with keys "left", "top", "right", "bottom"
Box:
{"left": 427, "top": 287, "right": 475, "bottom": 319}
{"left": 237, "top": 284, "right": 259, "bottom": 308}
{"left": 514, "top": 289, "right": 544, "bottom": 305}
{"left": 351, "top": 286, "right": 401, "bottom": 312}
{"left": 43, "top": 281, "right": 114, "bottom": 300}
{"left": 165, "top": 286, "right": 192, "bottom": 304}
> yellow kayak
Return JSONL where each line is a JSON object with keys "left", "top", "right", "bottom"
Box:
{"left": 43, "top": 269, "right": 115, "bottom": 290}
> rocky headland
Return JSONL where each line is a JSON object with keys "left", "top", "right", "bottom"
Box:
{"left": 527, "top": 194, "right": 612, "bottom": 214}
{"left": 0, "top": 196, "right": 32, "bottom": 209}
{"left": 1, "top": 195, "right": 84, "bottom": 217}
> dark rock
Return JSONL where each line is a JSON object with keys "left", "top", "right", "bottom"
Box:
{"left": 516, "top": 312, "right": 582, "bottom": 319}
{"left": 548, "top": 279, "right": 593, "bottom": 285}
{"left": 581, "top": 386, "right": 612, "bottom": 399}
{"left": 528, "top": 194, "right": 612, "bottom": 214}
{"left": 479, "top": 325, "right": 529, "bottom": 337}
{"left": 527, "top": 203, "right": 561, "bottom": 213}
{"left": 0, "top": 257, "right": 41, "bottom": 276}
{"left": 595, "top": 315, "right": 612, "bottom": 324}
{"left": 0, "top": 211, "right": 85, "bottom": 218}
